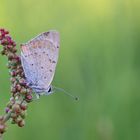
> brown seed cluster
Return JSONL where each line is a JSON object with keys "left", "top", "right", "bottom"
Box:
{"left": 6, "top": 97, "right": 28, "bottom": 127}
{"left": 0, "top": 28, "right": 33, "bottom": 135}
{"left": 9, "top": 99, "right": 27, "bottom": 127}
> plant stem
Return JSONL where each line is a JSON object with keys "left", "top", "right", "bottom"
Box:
{"left": 3, "top": 111, "right": 12, "bottom": 123}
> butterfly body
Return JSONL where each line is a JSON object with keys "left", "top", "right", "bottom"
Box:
{"left": 21, "top": 31, "right": 60, "bottom": 96}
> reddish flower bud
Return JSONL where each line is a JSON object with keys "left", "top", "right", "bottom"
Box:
{"left": 5, "top": 36, "right": 11, "bottom": 43}
{"left": 10, "top": 77, "right": 16, "bottom": 83}
{"left": 7, "top": 53, "right": 14, "bottom": 60}
{"left": 4, "top": 30, "right": 9, "bottom": 34}
{"left": 15, "top": 84, "right": 21, "bottom": 91}
{"left": 11, "top": 47, "right": 17, "bottom": 53}
{"left": 14, "top": 55, "right": 20, "bottom": 61}
{"left": 10, "top": 70, "right": 17, "bottom": 76}
{"left": 18, "top": 120, "right": 25, "bottom": 127}
{"left": 19, "top": 78, "right": 26, "bottom": 86}
{"left": 0, "top": 29, "right": 5, "bottom": 32}
{"left": 25, "top": 94, "right": 33, "bottom": 102}
{"left": 6, "top": 45, "right": 12, "bottom": 50}
{"left": 1, "top": 39, "right": 8, "bottom": 45}
{"left": 12, "top": 104, "right": 21, "bottom": 114}
{"left": 12, "top": 42, "right": 16, "bottom": 47}
{"left": 0, "top": 29, "right": 6, "bottom": 39}
{"left": 0, "top": 35, "right": 3, "bottom": 40}
{"left": 20, "top": 88, "right": 27, "bottom": 94}
{"left": 20, "top": 103, "right": 27, "bottom": 111}
{"left": 0, "top": 124, "right": 5, "bottom": 134}
{"left": 11, "top": 86, "right": 17, "bottom": 93}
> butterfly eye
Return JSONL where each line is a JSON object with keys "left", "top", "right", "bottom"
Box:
{"left": 48, "top": 87, "right": 52, "bottom": 93}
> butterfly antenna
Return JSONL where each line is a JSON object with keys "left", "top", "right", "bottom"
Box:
{"left": 53, "top": 86, "right": 79, "bottom": 101}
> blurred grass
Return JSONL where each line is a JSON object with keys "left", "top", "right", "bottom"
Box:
{"left": 0, "top": 0, "right": 140, "bottom": 140}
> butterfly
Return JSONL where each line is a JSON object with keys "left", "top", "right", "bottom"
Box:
{"left": 20, "top": 31, "right": 60, "bottom": 97}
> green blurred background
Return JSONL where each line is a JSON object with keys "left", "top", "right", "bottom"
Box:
{"left": 0, "top": 0, "right": 140, "bottom": 140}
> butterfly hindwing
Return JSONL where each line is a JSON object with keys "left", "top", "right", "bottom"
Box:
{"left": 21, "top": 31, "right": 60, "bottom": 94}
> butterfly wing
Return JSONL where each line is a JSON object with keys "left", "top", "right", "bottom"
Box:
{"left": 21, "top": 43, "right": 38, "bottom": 86}
{"left": 21, "top": 31, "right": 60, "bottom": 94}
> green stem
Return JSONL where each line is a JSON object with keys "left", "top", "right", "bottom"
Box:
{"left": 3, "top": 111, "right": 12, "bottom": 123}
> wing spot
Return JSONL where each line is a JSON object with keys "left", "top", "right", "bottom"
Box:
{"left": 49, "top": 69, "right": 53, "bottom": 72}
{"left": 49, "top": 59, "right": 52, "bottom": 62}
{"left": 31, "top": 64, "right": 34, "bottom": 66}
{"left": 44, "top": 76, "right": 47, "bottom": 79}
{"left": 52, "top": 60, "right": 56, "bottom": 63}
{"left": 57, "top": 45, "right": 59, "bottom": 48}
{"left": 41, "top": 66, "right": 44, "bottom": 69}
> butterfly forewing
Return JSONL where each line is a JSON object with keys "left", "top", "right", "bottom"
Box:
{"left": 21, "top": 31, "right": 60, "bottom": 94}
